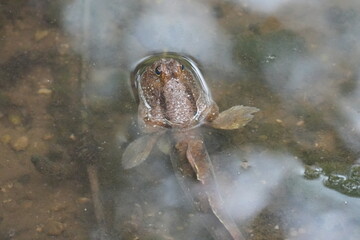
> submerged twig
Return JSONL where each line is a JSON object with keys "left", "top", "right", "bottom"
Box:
{"left": 77, "top": 0, "right": 108, "bottom": 237}
{"left": 87, "top": 165, "right": 106, "bottom": 229}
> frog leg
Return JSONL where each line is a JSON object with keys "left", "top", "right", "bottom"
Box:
{"left": 170, "top": 136, "right": 233, "bottom": 239}
{"left": 186, "top": 138, "right": 246, "bottom": 240}
{"left": 208, "top": 105, "right": 259, "bottom": 130}
{"left": 122, "top": 130, "right": 165, "bottom": 169}
{"left": 138, "top": 102, "right": 169, "bottom": 133}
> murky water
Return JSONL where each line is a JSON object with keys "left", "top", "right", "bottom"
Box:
{"left": 1, "top": 0, "right": 360, "bottom": 239}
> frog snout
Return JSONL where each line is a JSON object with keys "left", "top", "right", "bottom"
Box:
{"left": 160, "top": 71, "right": 180, "bottom": 83}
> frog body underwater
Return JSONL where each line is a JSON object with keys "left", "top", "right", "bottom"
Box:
{"left": 122, "top": 53, "right": 259, "bottom": 240}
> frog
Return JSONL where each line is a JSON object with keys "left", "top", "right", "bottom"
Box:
{"left": 122, "top": 53, "right": 259, "bottom": 240}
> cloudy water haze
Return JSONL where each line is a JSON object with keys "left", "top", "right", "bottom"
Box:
{"left": 1, "top": 0, "right": 360, "bottom": 239}
{"left": 63, "top": 0, "right": 360, "bottom": 239}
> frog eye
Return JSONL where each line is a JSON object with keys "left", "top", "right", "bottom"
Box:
{"left": 155, "top": 66, "right": 162, "bottom": 75}
{"left": 181, "top": 64, "right": 184, "bottom": 70}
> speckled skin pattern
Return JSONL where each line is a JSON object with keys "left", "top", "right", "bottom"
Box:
{"left": 138, "top": 58, "right": 218, "bottom": 132}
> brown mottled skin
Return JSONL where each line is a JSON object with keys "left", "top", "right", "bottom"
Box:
{"left": 138, "top": 58, "right": 218, "bottom": 132}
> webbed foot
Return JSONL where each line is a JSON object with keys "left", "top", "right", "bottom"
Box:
{"left": 122, "top": 131, "right": 165, "bottom": 169}
{"left": 209, "top": 105, "right": 259, "bottom": 130}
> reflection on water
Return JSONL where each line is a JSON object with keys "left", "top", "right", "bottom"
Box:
{"left": 1, "top": 0, "right": 360, "bottom": 239}
{"left": 64, "top": 0, "right": 235, "bottom": 71}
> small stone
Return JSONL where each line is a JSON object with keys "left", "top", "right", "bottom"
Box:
{"left": 1, "top": 134, "right": 12, "bottom": 144}
{"left": 42, "top": 133, "right": 54, "bottom": 140}
{"left": 296, "top": 120, "right": 305, "bottom": 126}
{"left": 77, "top": 197, "right": 91, "bottom": 204}
{"left": 304, "top": 165, "right": 323, "bottom": 180}
{"left": 36, "top": 224, "right": 44, "bottom": 233}
{"left": 11, "top": 136, "right": 29, "bottom": 151}
{"left": 34, "top": 30, "right": 49, "bottom": 41}
{"left": 7, "top": 229, "right": 16, "bottom": 238}
{"left": 275, "top": 119, "right": 283, "bottom": 123}
{"left": 69, "top": 134, "right": 76, "bottom": 141}
{"left": 240, "top": 160, "right": 250, "bottom": 169}
{"left": 44, "top": 220, "right": 65, "bottom": 236}
{"left": 8, "top": 114, "right": 22, "bottom": 125}
{"left": 38, "top": 88, "right": 52, "bottom": 95}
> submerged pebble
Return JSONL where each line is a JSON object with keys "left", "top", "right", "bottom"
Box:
{"left": 44, "top": 220, "right": 65, "bottom": 236}
{"left": 304, "top": 165, "right": 323, "bottom": 179}
{"left": 37, "top": 88, "right": 52, "bottom": 95}
{"left": 349, "top": 164, "right": 360, "bottom": 181}
{"left": 324, "top": 173, "right": 346, "bottom": 187}
{"left": 11, "top": 136, "right": 29, "bottom": 151}
{"left": 324, "top": 167, "right": 360, "bottom": 197}
{"left": 341, "top": 179, "right": 360, "bottom": 196}
{"left": 34, "top": 30, "right": 49, "bottom": 41}
{"left": 42, "top": 133, "right": 54, "bottom": 140}
{"left": 77, "top": 197, "right": 91, "bottom": 204}
{"left": 8, "top": 114, "right": 22, "bottom": 126}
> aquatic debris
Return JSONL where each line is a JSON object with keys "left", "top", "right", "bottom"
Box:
{"left": 303, "top": 165, "right": 323, "bottom": 180}
{"left": 11, "top": 136, "right": 29, "bottom": 151}
{"left": 324, "top": 164, "right": 360, "bottom": 197}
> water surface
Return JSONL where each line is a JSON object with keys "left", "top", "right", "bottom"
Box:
{"left": 0, "top": 0, "right": 360, "bottom": 239}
